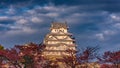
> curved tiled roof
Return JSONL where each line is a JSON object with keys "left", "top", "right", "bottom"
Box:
{"left": 51, "top": 22, "right": 68, "bottom": 29}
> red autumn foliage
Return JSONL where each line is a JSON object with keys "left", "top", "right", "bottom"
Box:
{"left": 15, "top": 43, "right": 46, "bottom": 68}
{"left": 0, "top": 42, "right": 46, "bottom": 68}
{"left": 100, "top": 64, "right": 120, "bottom": 68}
{"left": 100, "top": 64, "right": 112, "bottom": 68}
{"left": 79, "top": 46, "right": 99, "bottom": 63}
{"left": 0, "top": 42, "right": 119, "bottom": 68}
{"left": 0, "top": 48, "right": 22, "bottom": 68}
{"left": 98, "top": 50, "right": 120, "bottom": 68}
{"left": 59, "top": 46, "right": 99, "bottom": 68}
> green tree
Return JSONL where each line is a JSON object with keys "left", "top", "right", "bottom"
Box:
{"left": 0, "top": 44, "right": 4, "bottom": 50}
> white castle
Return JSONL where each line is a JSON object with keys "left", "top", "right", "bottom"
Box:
{"left": 42, "top": 22, "right": 76, "bottom": 59}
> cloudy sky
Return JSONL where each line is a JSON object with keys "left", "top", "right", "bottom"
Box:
{"left": 0, "top": 0, "right": 120, "bottom": 52}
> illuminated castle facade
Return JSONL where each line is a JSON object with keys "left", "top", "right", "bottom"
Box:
{"left": 42, "top": 22, "right": 76, "bottom": 59}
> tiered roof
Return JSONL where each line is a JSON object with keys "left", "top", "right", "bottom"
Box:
{"left": 50, "top": 22, "right": 68, "bottom": 29}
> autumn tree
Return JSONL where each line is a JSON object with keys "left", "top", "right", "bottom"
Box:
{"left": 15, "top": 42, "right": 46, "bottom": 68}
{"left": 0, "top": 47, "right": 22, "bottom": 68}
{"left": 0, "top": 44, "right": 4, "bottom": 50}
{"left": 58, "top": 49, "right": 78, "bottom": 68}
{"left": 77, "top": 46, "right": 99, "bottom": 68}
{"left": 0, "top": 44, "right": 6, "bottom": 67}
{"left": 98, "top": 50, "right": 120, "bottom": 68}
{"left": 0, "top": 49, "right": 8, "bottom": 67}
{"left": 78, "top": 46, "right": 99, "bottom": 62}
{"left": 58, "top": 46, "right": 99, "bottom": 68}
{"left": 100, "top": 64, "right": 114, "bottom": 68}
{"left": 0, "top": 42, "right": 46, "bottom": 68}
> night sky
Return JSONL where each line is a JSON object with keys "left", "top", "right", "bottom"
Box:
{"left": 0, "top": 0, "right": 120, "bottom": 53}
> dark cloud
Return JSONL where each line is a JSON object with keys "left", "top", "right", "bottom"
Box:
{"left": 0, "top": 26, "right": 11, "bottom": 31}
{"left": 0, "top": 20, "right": 14, "bottom": 25}
{"left": 0, "top": 0, "right": 120, "bottom": 12}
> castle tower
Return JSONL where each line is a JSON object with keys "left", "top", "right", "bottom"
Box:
{"left": 42, "top": 22, "right": 76, "bottom": 59}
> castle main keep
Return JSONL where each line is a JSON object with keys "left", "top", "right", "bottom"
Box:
{"left": 42, "top": 22, "right": 76, "bottom": 59}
